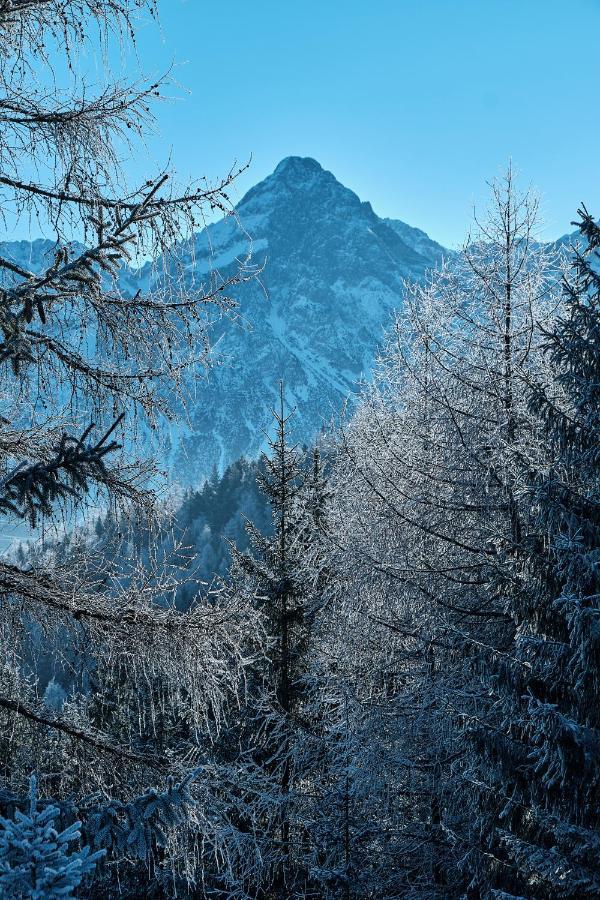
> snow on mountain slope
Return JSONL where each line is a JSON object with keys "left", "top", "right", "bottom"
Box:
{"left": 0, "top": 238, "right": 83, "bottom": 276}
{"left": 168, "top": 156, "right": 449, "bottom": 480}
{"left": 1, "top": 158, "right": 449, "bottom": 483}
{"left": 382, "top": 217, "right": 449, "bottom": 263}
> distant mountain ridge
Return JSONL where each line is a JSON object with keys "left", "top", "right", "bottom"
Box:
{"left": 6, "top": 158, "right": 540, "bottom": 483}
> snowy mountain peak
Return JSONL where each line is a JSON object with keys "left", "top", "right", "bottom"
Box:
{"left": 238, "top": 156, "right": 353, "bottom": 221}
{"left": 168, "top": 158, "right": 451, "bottom": 479}
{"left": 0, "top": 159, "right": 450, "bottom": 483}
{"left": 267, "top": 156, "right": 361, "bottom": 207}
{"left": 273, "top": 156, "right": 324, "bottom": 177}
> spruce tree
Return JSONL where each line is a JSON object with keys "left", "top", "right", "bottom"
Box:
{"left": 229, "top": 385, "right": 329, "bottom": 896}
{"left": 468, "top": 209, "right": 600, "bottom": 898}
{"left": 0, "top": 776, "right": 104, "bottom": 898}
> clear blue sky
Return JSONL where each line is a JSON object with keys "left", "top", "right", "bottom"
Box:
{"left": 23, "top": 0, "right": 600, "bottom": 248}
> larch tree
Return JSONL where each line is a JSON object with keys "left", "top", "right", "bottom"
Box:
{"left": 0, "top": 0, "right": 262, "bottom": 892}
{"left": 319, "top": 168, "right": 565, "bottom": 896}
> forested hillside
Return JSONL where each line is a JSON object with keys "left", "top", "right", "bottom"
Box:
{"left": 0, "top": 3, "right": 597, "bottom": 899}
{"left": 16, "top": 457, "right": 272, "bottom": 620}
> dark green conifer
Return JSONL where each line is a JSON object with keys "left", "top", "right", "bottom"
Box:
{"left": 469, "top": 210, "right": 600, "bottom": 899}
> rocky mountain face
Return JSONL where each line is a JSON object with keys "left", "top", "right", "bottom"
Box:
{"left": 1, "top": 158, "right": 451, "bottom": 483}
{"left": 169, "top": 156, "right": 449, "bottom": 481}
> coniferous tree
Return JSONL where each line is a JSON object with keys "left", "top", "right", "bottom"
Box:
{"left": 467, "top": 209, "right": 600, "bottom": 898}
{"left": 227, "top": 385, "right": 331, "bottom": 897}
{"left": 0, "top": 1, "right": 261, "bottom": 891}
{"left": 318, "top": 170, "right": 565, "bottom": 896}
{"left": 0, "top": 776, "right": 104, "bottom": 898}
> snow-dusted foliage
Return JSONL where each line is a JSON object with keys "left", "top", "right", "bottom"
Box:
{"left": 0, "top": 1, "right": 266, "bottom": 893}
{"left": 466, "top": 207, "right": 600, "bottom": 898}
{"left": 0, "top": 5, "right": 596, "bottom": 892}
{"left": 0, "top": 775, "right": 104, "bottom": 898}
{"left": 314, "top": 169, "right": 567, "bottom": 895}
{"left": 220, "top": 387, "right": 338, "bottom": 896}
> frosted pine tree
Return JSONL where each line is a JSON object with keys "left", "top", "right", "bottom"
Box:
{"left": 319, "top": 169, "right": 565, "bottom": 895}
{"left": 467, "top": 208, "right": 600, "bottom": 898}
{"left": 0, "top": 776, "right": 104, "bottom": 898}
{"left": 227, "top": 385, "right": 331, "bottom": 897}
